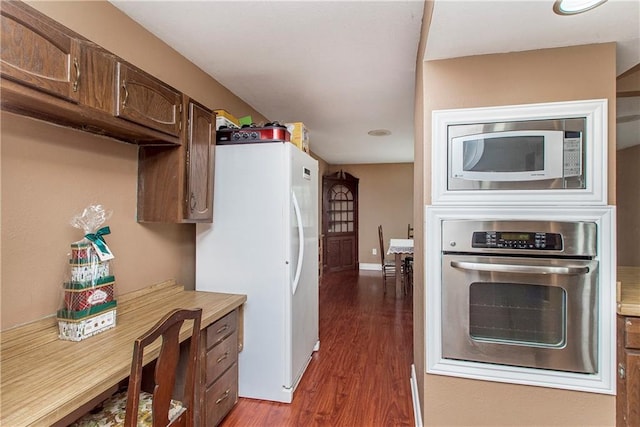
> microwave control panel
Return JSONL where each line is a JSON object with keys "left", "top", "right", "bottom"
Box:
{"left": 563, "top": 131, "right": 582, "bottom": 177}
{"left": 472, "top": 231, "right": 563, "bottom": 250}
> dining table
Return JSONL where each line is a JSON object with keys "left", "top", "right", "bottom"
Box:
{"left": 387, "top": 238, "right": 414, "bottom": 297}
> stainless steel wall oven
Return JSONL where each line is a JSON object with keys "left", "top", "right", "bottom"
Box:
{"left": 441, "top": 219, "right": 598, "bottom": 374}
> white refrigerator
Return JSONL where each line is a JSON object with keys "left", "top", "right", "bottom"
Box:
{"left": 196, "top": 141, "right": 319, "bottom": 403}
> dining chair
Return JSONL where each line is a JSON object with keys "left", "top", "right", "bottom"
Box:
{"left": 407, "top": 224, "right": 414, "bottom": 239}
{"left": 72, "top": 308, "right": 202, "bottom": 427}
{"left": 378, "top": 225, "right": 398, "bottom": 294}
{"left": 405, "top": 223, "right": 414, "bottom": 294}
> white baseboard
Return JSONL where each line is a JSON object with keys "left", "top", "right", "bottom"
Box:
{"left": 359, "top": 263, "right": 381, "bottom": 271}
{"left": 411, "top": 364, "right": 423, "bottom": 427}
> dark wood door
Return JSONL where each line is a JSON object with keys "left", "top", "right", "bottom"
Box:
{"left": 322, "top": 171, "right": 359, "bottom": 272}
{"left": 185, "top": 101, "right": 214, "bottom": 221}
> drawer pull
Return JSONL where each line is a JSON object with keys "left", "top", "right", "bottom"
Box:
{"left": 72, "top": 57, "right": 80, "bottom": 92}
{"left": 216, "top": 389, "right": 230, "bottom": 405}
{"left": 216, "top": 352, "right": 229, "bottom": 364}
{"left": 216, "top": 324, "right": 229, "bottom": 334}
{"left": 121, "top": 82, "right": 129, "bottom": 108}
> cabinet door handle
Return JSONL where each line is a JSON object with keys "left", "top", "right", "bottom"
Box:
{"left": 618, "top": 363, "right": 626, "bottom": 379}
{"left": 72, "top": 58, "right": 80, "bottom": 92}
{"left": 190, "top": 192, "right": 196, "bottom": 211}
{"left": 215, "top": 389, "right": 230, "bottom": 405}
{"left": 121, "top": 81, "right": 129, "bottom": 107}
{"left": 216, "top": 352, "right": 229, "bottom": 364}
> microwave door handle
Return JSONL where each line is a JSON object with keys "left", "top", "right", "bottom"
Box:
{"left": 450, "top": 260, "right": 589, "bottom": 275}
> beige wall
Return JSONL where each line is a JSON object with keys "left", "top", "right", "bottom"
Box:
{"left": 420, "top": 43, "right": 617, "bottom": 425}
{"left": 412, "top": 1, "right": 434, "bottom": 421}
{"left": 616, "top": 66, "right": 640, "bottom": 267}
{"left": 327, "top": 163, "right": 413, "bottom": 265}
{"left": 1, "top": 1, "right": 269, "bottom": 330}
{"left": 617, "top": 144, "right": 640, "bottom": 266}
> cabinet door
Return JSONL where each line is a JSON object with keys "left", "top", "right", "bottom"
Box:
{"left": 625, "top": 350, "right": 640, "bottom": 426}
{"left": 185, "top": 102, "right": 214, "bottom": 221}
{"left": 1, "top": 1, "right": 80, "bottom": 102}
{"left": 326, "top": 235, "right": 356, "bottom": 272}
{"left": 116, "top": 62, "right": 182, "bottom": 137}
{"left": 77, "top": 42, "right": 117, "bottom": 113}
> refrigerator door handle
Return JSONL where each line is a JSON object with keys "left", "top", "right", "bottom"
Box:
{"left": 292, "top": 190, "right": 305, "bottom": 295}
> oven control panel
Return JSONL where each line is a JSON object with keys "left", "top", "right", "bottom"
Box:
{"left": 472, "top": 231, "right": 563, "bottom": 250}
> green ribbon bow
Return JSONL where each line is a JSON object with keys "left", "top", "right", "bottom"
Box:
{"left": 85, "top": 226, "right": 111, "bottom": 254}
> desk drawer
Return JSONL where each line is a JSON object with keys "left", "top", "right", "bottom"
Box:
{"left": 205, "top": 363, "right": 238, "bottom": 427}
{"left": 625, "top": 317, "right": 640, "bottom": 349}
{"left": 206, "top": 329, "right": 238, "bottom": 385}
{"left": 206, "top": 310, "right": 237, "bottom": 349}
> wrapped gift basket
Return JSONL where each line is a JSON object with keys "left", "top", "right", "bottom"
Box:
{"left": 57, "top": 205, "right": 117, "bottom": 341}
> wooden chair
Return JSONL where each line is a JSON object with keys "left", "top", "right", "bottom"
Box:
{"left": 378, "top": 225, "right": 398, "bottom": 294}
{"left": 404, "top": 224, "right": 414, "bottom": 294}
{"left": 72, "top": 308, "right": 202, "bottom": 427}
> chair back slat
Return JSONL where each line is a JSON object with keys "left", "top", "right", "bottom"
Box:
{"left": 378, "top": 225, "right": 385, "bottom": 264}
{"left": 126, "top": 308, "right": 202, "bottom": 427}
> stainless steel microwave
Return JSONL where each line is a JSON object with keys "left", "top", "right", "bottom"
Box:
{"left": 448, "top": 118, "right": 586, "bottom": 191}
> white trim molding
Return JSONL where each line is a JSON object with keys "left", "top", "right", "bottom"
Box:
{"left": 425, "top": 205, "right": 616, "bottom": 394}
{"left": 359, "top": 263, "right": 382, "bottom": 271}
{"left": 410, "top": 364, "right": 423, "bottom": 427}
{"left": 431, "top": 99, "right": 608, "bottom": 206}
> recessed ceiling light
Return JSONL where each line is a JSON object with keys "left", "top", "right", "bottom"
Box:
{"left": 553, "top": 0, "right": 608, "bottom": 15}
{"left": 367, "top": 129, "right": 391, "bottom": 136}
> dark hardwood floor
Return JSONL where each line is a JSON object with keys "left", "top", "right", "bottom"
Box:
{"left": 220, "top": 269, "right": 414, "bottom": 426}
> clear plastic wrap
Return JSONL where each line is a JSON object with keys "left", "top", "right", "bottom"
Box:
{"left": 58, "top": 204, "right": 117, "bottom": 341}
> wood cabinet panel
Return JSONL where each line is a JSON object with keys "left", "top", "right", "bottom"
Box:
{"left": 0, "top": 0, "right": 80, "bottom": 102}
{"left": 204, "top": 363, "right": 238, "bottom": 427}
{"left": 137, "top": 98, "right": 214, "bottom": 223}
{"left": 626, "top": 351, "right": 640, "bottom": 426}
{"left": 1, "top": 1, "right": 181, "bottom": 146}
{"left": 206, "top": 309, "right": 237, "bottom": 350}
{"left": 626, "top": 317, "right": 640, "bottom": 348}
{"left": 137, "top": 146, "right": 184, "bottom": 222}
{"left": 618, "top": 315, "right": 640, "bottom": 427}
{"left": 326, "top": 235, "right": 356, "bottom": 272}
{"left": 77, "top": 43, "right": 117, "bottom": 112}
{"left": 2, "top": 1, "right": 214, "bottom": 224}
{"left": 116, "top": 62, "right": 182, "bottom": 137}
{"left": 185, "top": 102, "right": 215, "bottom": 221}
{"left": 198, "top": 309, "right": 239, "bottom": 427}
{"left": 206, "top": 330, "right": 238, "bottom": 386}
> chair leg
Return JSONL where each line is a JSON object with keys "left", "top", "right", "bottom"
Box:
{"left": 382, "top": 270, "right": 387, "bottom": 294}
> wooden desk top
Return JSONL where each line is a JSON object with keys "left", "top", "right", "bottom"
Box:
{"left": 0, "top": 280, "right": 246, "bottom": 426}
{"left": 618, "top": 266, "right": 640, "bottom": 316}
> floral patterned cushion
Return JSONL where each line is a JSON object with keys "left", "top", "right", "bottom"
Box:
{"left": 71, "top": 390, "right": 186, "bottom": 427}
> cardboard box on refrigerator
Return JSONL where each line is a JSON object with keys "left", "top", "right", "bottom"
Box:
{"left": 214, "top": 109, "right": 240, "bottom": 130}
{"left": 286, "top": 122, "right": 309, "bottom": 153}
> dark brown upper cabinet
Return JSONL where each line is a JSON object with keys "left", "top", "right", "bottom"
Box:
{"left": 2, "top": 0, "right": 217, "bottom": 223}
{"left": 0, "top": 1, "right": 180, "bottom": 146}
{"left": 0, "top": 0, "right": 81, "bottom": 102}
{"left": 185, "top": 101, "right": 215, "bottom": 221}
{"left": 116, "top": 62, "right": 182, "bottom": 138}
{"left": 137, "top": 98, "right": 215, "bottom": 223}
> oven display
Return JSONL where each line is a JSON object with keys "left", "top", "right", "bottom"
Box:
{"left": 472, "top": 231, "right": 563, "bottom": 250}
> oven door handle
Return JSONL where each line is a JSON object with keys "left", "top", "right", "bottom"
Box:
{"left": 450, "top": 260, "right": 589, "bottom": 275}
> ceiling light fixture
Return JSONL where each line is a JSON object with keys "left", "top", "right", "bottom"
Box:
{"left": 367, "top": 129, "right": 391, "bottom": 137}
{"left": 553, "top": 0, "right": 608, "bottom": 15}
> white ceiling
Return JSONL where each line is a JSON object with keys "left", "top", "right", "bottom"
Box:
{"left": 110, "top": 0, "right": 640, "bottom": 164}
